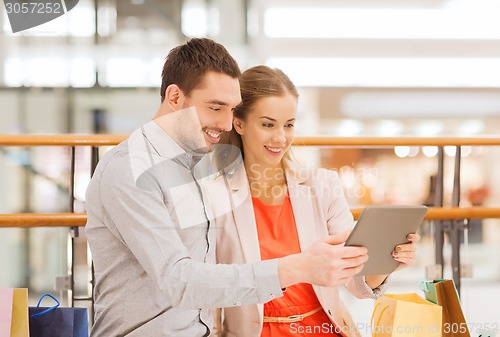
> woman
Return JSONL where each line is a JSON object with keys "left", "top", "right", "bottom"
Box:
{"left": 213, "top": 66, "right": 420, "bottom": 337}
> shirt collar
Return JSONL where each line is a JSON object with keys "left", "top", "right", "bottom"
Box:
{"left": 141, "top": 120, "right": 205, "bottom": 169}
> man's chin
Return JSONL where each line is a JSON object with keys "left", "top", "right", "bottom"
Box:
{"left": 199, "top": 134, "right": 217, "bottom": 152}
{"left": 192, "top": 144, "right": 212, "bottom": 154}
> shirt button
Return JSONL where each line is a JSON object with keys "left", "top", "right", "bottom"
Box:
{"left": 269, "top": 294, "right": 275, "bottom": 299}
{"left": 234, "top": 302, "right": 241, "bottom": 306}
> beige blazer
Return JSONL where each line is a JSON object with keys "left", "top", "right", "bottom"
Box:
{"left": 211, "top": 161, "right": 385, "bottom": 337}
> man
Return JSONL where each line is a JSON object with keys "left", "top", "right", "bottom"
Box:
{"left": 85, "top": 38, "right": 368, "bottom": 337}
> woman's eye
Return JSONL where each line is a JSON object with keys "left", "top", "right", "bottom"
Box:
{"left": 286, "top": 124, "right": 295, "bottom": 128}
{"left": 262, "top": 123, "right": 273, "bottom": 127}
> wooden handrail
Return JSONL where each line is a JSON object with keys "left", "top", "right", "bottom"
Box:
{"left": 293, "top": 136, "right": 500, "bottom": 147}
{"left": 1, "top": 207, "right": 500, "bottom": 228}
{"left": 351, "top": 207, "right": 500, "bottom": 221}
{"left": 0, "top": 213, "right": 87, "bottom": 228}
{"left": 0, "top": 135, "right": 127, "bottom": 146}
{"left": 1, "top": 135, "right": 500, "bottom": 147}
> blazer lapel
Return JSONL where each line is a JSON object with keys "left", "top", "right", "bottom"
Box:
{"left": 226, "top": 164, "right": 262, "bottom": 263}
{"left": 287, "top": 169, "right": 318, "bottom": 251}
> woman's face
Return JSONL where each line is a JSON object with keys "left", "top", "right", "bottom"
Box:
{"left": 234, "top": 93, "right": 297, "bottom": 169}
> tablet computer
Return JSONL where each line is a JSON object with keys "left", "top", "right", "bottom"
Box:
{"left": 345, "top": 205, "right": 428, "bottom": 276}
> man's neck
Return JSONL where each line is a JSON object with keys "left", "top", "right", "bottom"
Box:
{"left": 152, "top": 105, "right": 207, "bottom": 155}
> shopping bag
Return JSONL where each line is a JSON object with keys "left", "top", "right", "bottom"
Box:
{"left": 28, "top": 294, "right": 88, "bottom": 337}
{"left": 0, "top": 288, "right": 30, "bottom": 337}
{"left": 421, "top": 279, "right": 471, "bottom": 337}
{"left": 371, "top": 293, "right": 442, "bottom": 337}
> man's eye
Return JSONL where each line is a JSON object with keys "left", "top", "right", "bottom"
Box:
{"left": 210, "top": 107, "right": 221, "bottom": 111}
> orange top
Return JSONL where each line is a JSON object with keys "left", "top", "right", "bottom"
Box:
{"left": 252, "top": 195, "right": 342, "bottom": 337}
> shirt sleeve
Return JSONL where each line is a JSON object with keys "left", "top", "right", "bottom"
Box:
{"left": 98, "top": 152, "right": 283, "bottom": 309}
{"left": 345, "top": 275, "right": 390, "bottom": 300}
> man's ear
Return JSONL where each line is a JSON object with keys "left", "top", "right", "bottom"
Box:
{"left": 233, "top": 117, "right": 245, "bottom": 135}
{"left": 164, "top": 84, "right": 184, "bottom": 109}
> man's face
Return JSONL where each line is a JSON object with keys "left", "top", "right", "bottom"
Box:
{"left": 181, "top": 71, "right": 241, "bottom": 152}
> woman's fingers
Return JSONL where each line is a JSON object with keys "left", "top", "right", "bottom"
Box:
{"left": 393, "top": 233, "right": 420, "bottom": 270}
{"left": 407, "top": 233, "right": 421, "bottom": 243}
{"left": 392, "top": 250, "right": 415, "bottom": 260}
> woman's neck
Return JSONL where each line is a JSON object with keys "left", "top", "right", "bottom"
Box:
{"left": 244, "top": 160, "right": 288, "bottom": 204}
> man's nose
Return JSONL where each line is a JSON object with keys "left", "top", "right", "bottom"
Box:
{"left": 217, "top": 109, "right": 233, "bottom": 132}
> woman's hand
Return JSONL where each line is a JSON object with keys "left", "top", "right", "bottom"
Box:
{"left": 393, "top": 233, "right": 421, "bottom": 271}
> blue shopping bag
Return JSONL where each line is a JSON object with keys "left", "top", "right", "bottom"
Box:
{"left": 29, "top": 294, "right": 88, "bottom": 337}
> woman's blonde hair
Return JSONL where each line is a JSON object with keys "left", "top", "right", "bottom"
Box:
{"left": 216, "top": 65, "right": 299, "bottom": 171}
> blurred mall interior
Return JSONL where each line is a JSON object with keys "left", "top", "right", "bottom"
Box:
{"left": 0, "top": 0, "right": 499, "bottom": 335}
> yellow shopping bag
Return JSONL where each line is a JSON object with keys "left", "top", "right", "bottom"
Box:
{"left": 371, "top": 293, "right": 442, "bottom": 337}
{"left": 0, "top": 288, "right": 29, "bottom": 337}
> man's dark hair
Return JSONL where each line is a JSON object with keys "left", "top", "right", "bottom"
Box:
{"left": 160, "top": 38, "right": 241, "bottom": 102}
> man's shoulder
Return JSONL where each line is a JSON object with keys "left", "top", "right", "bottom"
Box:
{"left": 99, "top": 141, "right": 131, "bottom": 168}
{"left": 88, "top": 141, "right": 135, "bottom": 189}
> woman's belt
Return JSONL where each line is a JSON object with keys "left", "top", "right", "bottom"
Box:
{"left": 262, "top": 306, "right": 323, "bottom": 323}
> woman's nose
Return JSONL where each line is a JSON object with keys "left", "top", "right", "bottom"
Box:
{"left": 272, "top": 128, "right": 286, "bottom": 143}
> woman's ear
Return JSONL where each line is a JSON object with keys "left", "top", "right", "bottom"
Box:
{"left": 233, "top": 117, "right": 245, "bottom": 135}
{"left": 164, "top": 84, "right": 184, "bottom": 109}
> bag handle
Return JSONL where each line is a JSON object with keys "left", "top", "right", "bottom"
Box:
{"left": 419, "top": 280, "right": 430, "bottom": 292}
{"left": 31, "top": 293, "right": 60, "bottom": 318}
{"left": 370, "top": 302, "right": 389, "bottom": 337}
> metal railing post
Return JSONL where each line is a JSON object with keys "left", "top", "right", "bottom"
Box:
{"left": 434, "top": 146, "right": 445, "bottom": 279}
{"left": 450, "top": 146, "right": 463, "bottom": 294}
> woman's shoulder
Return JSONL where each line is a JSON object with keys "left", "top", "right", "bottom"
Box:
{"left": 315, "top": 167, "right": 340, "bottom": 179}
{"left": 287, "top": 165, "right": 340, "bottom": 184}
{"left": 287, "top": 166, "right": 345, "bottom": 204}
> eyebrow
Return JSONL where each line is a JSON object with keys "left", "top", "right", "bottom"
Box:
{"left": 206, "top": 100, "right": 228, "bottom": 106}
{"left": 260, "top": 116, "right": 296, "bottom": 122}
